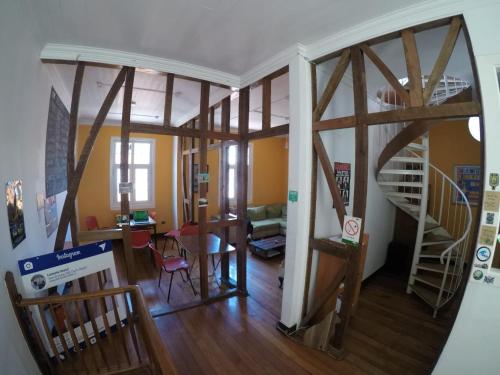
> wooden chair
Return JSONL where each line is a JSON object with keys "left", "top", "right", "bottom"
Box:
{"left": 5, "top": 271, "right": 177, "bottom": 374}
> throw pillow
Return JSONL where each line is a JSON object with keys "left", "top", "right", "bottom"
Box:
{"left": 247, "top": 206, "right": 266, "bottom": 221}
{"left": 266, "top": 204, "right": 283, "bottom": 219}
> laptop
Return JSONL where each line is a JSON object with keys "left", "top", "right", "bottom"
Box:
{"left": 133, "top": 210, "right": 149, "bottom": 222}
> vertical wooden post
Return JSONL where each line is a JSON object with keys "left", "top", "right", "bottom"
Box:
{"left": 179, "top": 136, "right": 187, "bottom": 224}
{"left": 198, "top": 81, "right": 210, "bottom": 299}
{"left": 262, "top": 77, "right": 271, "bottom": 130}
{"left": 332, "top": 47, "right": 368, "bottom": 351}
{"left": 164, "top": 73, "right": 174, "bottom": 127}
{"left": 402, "top": 29, "right": 424, "bottom": 107}
{"left": 236, "top": 87, "right": 250, "bottom": 294}
{"left": 219, "top": 97, "right": 231, "bottom": 282}
{"left": 189, "top": 120, "right": 195, "bottom": 221}
{"left": 121, "top": 67, "right": 136, "bottom": 285}
{"left": 210, "top": 106, "right": 215, "bottom": 145}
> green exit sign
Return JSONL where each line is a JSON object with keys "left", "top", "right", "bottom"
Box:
{"left": 288, "top": 190, "right": 298, "bottom": 202}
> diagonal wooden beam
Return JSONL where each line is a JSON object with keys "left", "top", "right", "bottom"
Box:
{"left": 163, "top": 73, "right": 174, "bottom": 127}
{"left": 54, "top": 67, "right": 128, "bottom": 251}
{"left": 312, "top": 132, "right": 346, "bottom": 226}
{"left": 402, "top": 29, "right": 423, "bottom": 107}
{"left": 67, "top": 62, "right": 85, "bottom": 248}
{"left": 313, "top": 49, "right": 351, "bottom": 121}
{"left": 422, "top": 17, "right": 462, "bottom": 104}
{"left": 302, "top": 261, "right": 346, "bottom": 326}
{"left": 360, "top": 44, "right": 411, "bottom": 105}
{"left": 262, "top": 77, "right": 271, "bottom": 130}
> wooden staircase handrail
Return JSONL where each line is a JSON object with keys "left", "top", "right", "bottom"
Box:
{"left": 376, "top": 88, "right": 473, "bottom": 176}
{"left": 6, "top": 271, "right": 177, "bottom": 375}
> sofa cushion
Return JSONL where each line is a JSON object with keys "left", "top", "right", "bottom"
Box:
{"left": 247, "top": 206, "right": 266, "bottom": 221}
{"left": 279, "top": 219, "right": 287, "bottom": 229}
{"left": 252, "top": 219, "right": 280, "bottom": 230}
{"left": 266, "top": 204, "right": 283, "bottom": 219}
{"left": 281, "top": 205, "right": 287, "bottom": 219}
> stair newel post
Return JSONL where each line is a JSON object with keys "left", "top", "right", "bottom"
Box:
{"left": 407, "top": 134, "right": 430, "bottom": 294}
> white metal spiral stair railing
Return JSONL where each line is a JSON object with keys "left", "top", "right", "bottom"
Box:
{"left": 376, "top": 75, "right": 472, "bottom": 317}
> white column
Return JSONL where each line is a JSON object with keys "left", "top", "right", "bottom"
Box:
{"left": 172, "top": 136, "right": 179, "bottom": 229}
{"left": 280, "top": 52, "right": 313, "bottom": 328}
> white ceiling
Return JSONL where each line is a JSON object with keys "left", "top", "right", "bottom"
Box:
{"left": 57, "top": 64, "right": 289, "bottom": 130}
{"left": 30, "top": 0, "right": 424, "bottom": 75}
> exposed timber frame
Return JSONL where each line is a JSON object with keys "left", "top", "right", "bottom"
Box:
{"left": 299, "top": 15, "right": 482, "bottom": 357}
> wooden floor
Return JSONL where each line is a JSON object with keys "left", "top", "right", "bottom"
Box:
{"left": 115, "top": 238, "right": 455, "bottom": 374}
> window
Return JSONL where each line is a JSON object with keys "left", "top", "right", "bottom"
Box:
{"left": 110, "top": 137, "right": 155, "bottom": 210}
{"left": 228, "top": 144, "right": 252, "bottom": 204}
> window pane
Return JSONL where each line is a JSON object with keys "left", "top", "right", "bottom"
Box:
{"left": 228, "top": 168, "right": 235, "bottom": 199}
{"left": 116, "top": 168, "right": 121, "bottom": 202}
{"left": 134, "top": 142, "right": 151, "bottom": 164}
{"left": 135, "top": 168, "right": 149, "bottom": 202}
{"left": 114, "top": 142, "right": 132, "bottom": 164}
{"left": 114, "top": 142, "right": 121, "bottom": 165}
{"left": 228, "top": 145, "right": 237, "bottom": 166}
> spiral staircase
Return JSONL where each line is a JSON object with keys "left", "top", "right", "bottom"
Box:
{"left": 376, "top": 76, "right": 473, "bottom": 317}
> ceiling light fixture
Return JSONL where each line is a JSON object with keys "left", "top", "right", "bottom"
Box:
{"left": 468, "top": 116, "right": 480, "bottom": 142}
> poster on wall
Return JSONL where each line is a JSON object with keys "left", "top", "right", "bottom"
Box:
{"left": 334, "top": 162, "right": 351, "bottom": 207}
{"left": 5, "top": 180, "right": 26, "bottom": 249}
{"left": 44, "top": 195, "right": 58, "bottom": 237}
{"left": 454, "top": 165, "right": 481, "bottom": 205}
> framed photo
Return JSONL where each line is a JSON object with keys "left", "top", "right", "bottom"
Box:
{"left": 454, "top": 165, "right": 481, "bottom": 206}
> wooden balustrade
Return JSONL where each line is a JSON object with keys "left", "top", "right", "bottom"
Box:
{"left": 5, "top": 272, "right": 176, "bottom": 374}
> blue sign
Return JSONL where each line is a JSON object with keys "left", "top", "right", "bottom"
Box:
{"left": 18, "top": 241, "right": 112, "bottom": 276}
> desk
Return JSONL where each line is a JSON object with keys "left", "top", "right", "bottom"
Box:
{"left": 177, "top": 234, "right": 235, "bottom": 284}
{"left": 117, "top": 217, "right": 158, "bottom": 248}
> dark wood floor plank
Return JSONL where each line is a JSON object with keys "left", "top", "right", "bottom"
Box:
{"left": 109, "top": 239, "right": 454, "bottom": 375}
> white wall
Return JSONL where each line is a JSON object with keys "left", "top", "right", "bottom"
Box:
{"left": 312, "top": 62, "right": 396, "bottom": 281}
{"left": 0, "top": 2, "right": 72, "bottom": 374}
{"left": 433, "top": 3, "right": 500, "bottom": 374}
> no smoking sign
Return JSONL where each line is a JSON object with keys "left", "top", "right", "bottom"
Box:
{"left": 342, "top": 215, "right": 362, "bottom": 245}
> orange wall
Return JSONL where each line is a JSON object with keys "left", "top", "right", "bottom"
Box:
{"left": 429, "top": 119, "right": 481, "bottom": 243}
{"left": 251, "top": 137, "right": 288, "bottom": 206}
{"left": 176, "top": 136, "right": 289, "bottom": 225}
{"left": 76, "top": 125, "right": 175, "bottom": 233}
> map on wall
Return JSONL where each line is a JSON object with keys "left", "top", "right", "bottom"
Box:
{"left": 454, "top": 165, "right": 481, "bottom": 206}
{"left": 45, "top": 88, "right": 70, "bottom": 197}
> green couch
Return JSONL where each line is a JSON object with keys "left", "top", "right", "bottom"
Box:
{"left": 247, "top": 203, "right": 287, "bottom": 240}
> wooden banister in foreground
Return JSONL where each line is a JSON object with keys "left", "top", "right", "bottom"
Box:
{"left": 5, "top": 272, "right": 177, "bottom": 374}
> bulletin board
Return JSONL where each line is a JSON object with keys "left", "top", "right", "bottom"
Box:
{"left": 45, "top": 88, "right": 70, "bottom": 197}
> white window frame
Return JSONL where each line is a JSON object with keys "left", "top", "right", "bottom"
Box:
{"left": 228, "top": 143, "right": 253, "bottom": 206}
{"left": 110, "top": 137, "right": 156, "bottom": 210}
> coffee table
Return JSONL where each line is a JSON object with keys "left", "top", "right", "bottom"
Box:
{"left": 249, "top": 235, "right": 286, "bottom": 258}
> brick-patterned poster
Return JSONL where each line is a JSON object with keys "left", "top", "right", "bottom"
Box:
{"left": 45, "top": 88, "right": 69, "bottom": 197}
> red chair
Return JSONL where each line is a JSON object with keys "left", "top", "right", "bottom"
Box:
{"left": 150, "top": 244, "right": 197, "bottom": 302}
{"left": 131, "top": 229, "right": 152, "bottom": 249}
{"left": 163, "top": 222, "right": 199, "bottom": 256}
{"left": 85, "top": 216, "right": 99, "bottom": 231}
